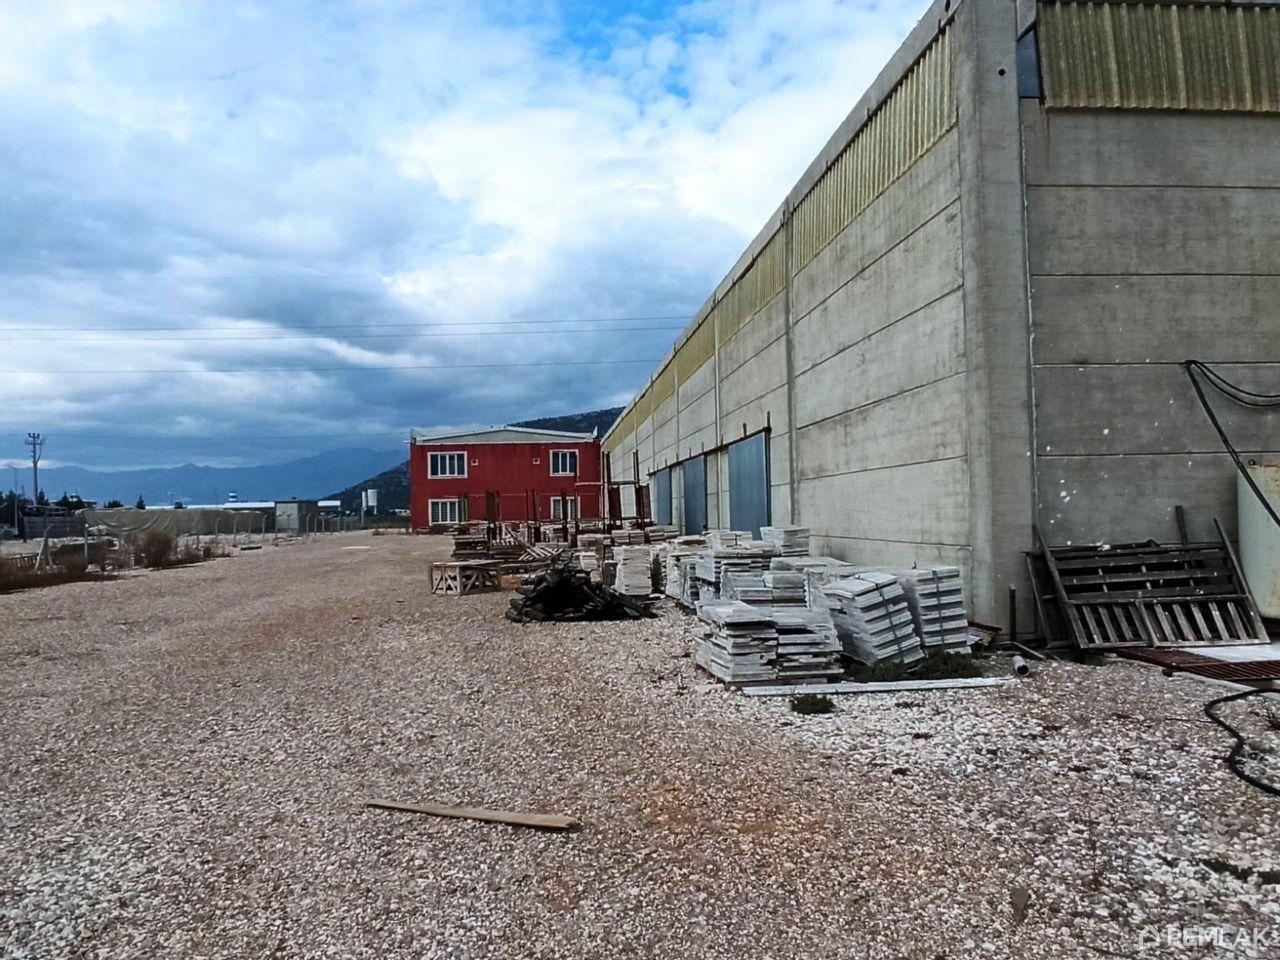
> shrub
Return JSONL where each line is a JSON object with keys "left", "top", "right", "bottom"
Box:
{"left": 60, "top": 553, "right": 89, "bottom": 577}
{"left": 914, "top": 653, "right": 985, "bottom": 680}
{"left": 790, "top": 693, "right": 836, "bottom": 716}
{"left": 140, "top": 531, "right": 174, "bottom": 567}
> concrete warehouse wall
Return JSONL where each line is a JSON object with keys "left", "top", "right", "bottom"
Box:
{"left": 605, "top": 0, "right": 1280, "bottom": 629}
{"left": 1024, "top": 106, "right": 1280, "bottom": 547}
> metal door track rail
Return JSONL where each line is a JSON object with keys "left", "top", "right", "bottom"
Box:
{"left": 1118, "top": 648, "right": 1280, "bottom": 684}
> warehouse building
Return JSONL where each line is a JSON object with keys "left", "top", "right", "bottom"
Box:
{"left": 602, "top": 0, "right": 1280, "bottom": 627}
{"left": 409, "top": 427, "right": 601, "bottom": 530}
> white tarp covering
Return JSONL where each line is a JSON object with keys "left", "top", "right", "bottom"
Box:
{"left": 80, "top": 508, "right": 256, "bottom": 537}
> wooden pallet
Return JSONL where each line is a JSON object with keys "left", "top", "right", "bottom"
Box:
{"left": 1029, "top": 520, "right": 1267, "bottom": 650}
{"left": 428, "top": 561, "right": 501, "bottom": 596}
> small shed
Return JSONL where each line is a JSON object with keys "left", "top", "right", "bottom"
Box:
{"left": 275, "top": 499, "right": 319, "bottom": 534}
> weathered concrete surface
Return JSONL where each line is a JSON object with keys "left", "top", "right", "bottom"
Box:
{"left": 955, "top": 0, "right": 1035, "bottom": 628}
{"left": 1031, "top": 275, "right": 1280, "bottom": 364}
{"left": 1024, "top": 97, "right": 1280, "bottom": 555}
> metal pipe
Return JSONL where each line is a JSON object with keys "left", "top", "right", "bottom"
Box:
{"left": 1011, "top": 655, "right": 1031, "bottom": 677}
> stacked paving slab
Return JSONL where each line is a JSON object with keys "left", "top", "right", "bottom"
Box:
{"left": 696, "top": 601, "right": 841, "bottom": 684}
{"left": 760, "top": 526, "right": 811, "bottom": 556}
{"left": 612, "top": 545, "right": 653, "bottom": 596}
{"left": 895, "top": 566, "right": 973, "bottom": 654}
{"left": 819, "top": 572, "right": 924, "bottom": 666}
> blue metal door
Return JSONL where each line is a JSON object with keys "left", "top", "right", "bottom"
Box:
{"left": 681, "top": 457, "right": 707, "bottom": 534}
{"left": 652, "top": 468, "right": 672, "bottom": 526}
{"left": 728, "top": 433, "right": 770, "bottom": 537}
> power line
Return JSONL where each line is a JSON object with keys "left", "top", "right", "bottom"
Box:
{"left": 3, "top": 324, "right": 687, "bottom": 344}
{"left": 12, "top": 431, "right": 412, "bottom": 442}
{"left": 1, "top": 358, "right": 663, "bottom": 375}
{"left": 0, "top": 314, "right": 694, "bottom": 334}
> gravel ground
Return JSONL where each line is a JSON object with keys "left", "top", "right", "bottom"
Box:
{"left": 2, "top": 532, "right": 1278, "bottom": 959}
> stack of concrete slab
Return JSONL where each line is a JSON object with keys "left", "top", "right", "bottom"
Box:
{"left": 820, "top": 572, "right": 924, "bottom": 666}
{"left": 694, "top": 543, "right": 777, "bottom": 598}
{"left": 612, "top": 545, "right": 653, "bottom": 596}
{"left": 723, "top": 570, "right": 807, "bottom": 607}
{"left": 677, "top": 556, "right": 702, "bottom": 607}
{"left": 721, "top": 571, "right": 773, "bottom": 605}
{"left": 574, "top": 551, "right": 601, "bottom": 581}
{"left": 705, "top": 529, "right": 752, "bottom": 550}
{"left": 695, "top": 601, "right": 779, "bottom": 683}
{"left": 771, "top": 607, "right": 843, "bottom": 681}
{"left": 645, "top": 525, "right": 678, "bottom": 543}
{"left": 695, "top": 602, "right": 842, "bottom": 684}
{"left": 773, "top": 555, "right": 861, "bottom": 607}
{"left": 611, "top": 529, "right": 645, "bottom": 546}
{"left": 663, "top": 536, "right": 707, "bottom": 602}
{"left": 760, "top": 526, "right": 811, "bottom": 556}
{"left": 896, "top": 566, "right": 972, "bottom": 654}
{"left": 763, "top": 570, "right": 807, "bottom": 605}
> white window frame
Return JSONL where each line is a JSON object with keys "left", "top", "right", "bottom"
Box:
{"left": 428, "top": 451, "right": 467, "bottom": 478}
{"left": 429, "top": 498, "right": 467, "bottom": 524}
{"left": 549, "top": 496, "right": 580, "bottom": 520}
{"left": 550, "top": 449, "right": 578, "bottom": 476}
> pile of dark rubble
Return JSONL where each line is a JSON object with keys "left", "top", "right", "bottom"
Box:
{"left": 506, "top": 564, "right": 655, "bottom": 623}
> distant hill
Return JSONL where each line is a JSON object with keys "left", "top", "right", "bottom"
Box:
{"left": 327, "top": 407, "right": 624, "bottom": 513}
{"left": 328, "top": 459, "right": 410, "bottom": 514}
{"left": 28, "top": 448, "right": 405, "bottom": 508}
{"left": 514, "top": 406, "right": 622, "bottom": 436}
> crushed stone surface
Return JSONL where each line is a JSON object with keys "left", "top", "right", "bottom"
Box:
{"left": 2, "top": 532, "right": 1278, "bottom": 959}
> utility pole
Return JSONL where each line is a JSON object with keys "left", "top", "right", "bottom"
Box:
{"left": 25, "top": 433, "right": 43, "bottom": 506}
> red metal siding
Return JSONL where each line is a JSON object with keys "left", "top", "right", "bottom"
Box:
{"left": 409, "top": 439, "right": 601, "bottom": 531}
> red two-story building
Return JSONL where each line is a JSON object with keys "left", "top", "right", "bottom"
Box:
{"left": 408, "top": 426, "right": 602, "bottom": 531}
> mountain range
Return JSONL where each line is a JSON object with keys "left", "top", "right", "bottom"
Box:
{"left": 20, "top": 447, "right": 405, "bottom": 508}
{"left": 16, "top": 407, "right": 623, "bottom": 511}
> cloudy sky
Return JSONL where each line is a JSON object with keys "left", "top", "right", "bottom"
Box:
{"left": 0, "top": 0, "right": 928, "bottom": 471}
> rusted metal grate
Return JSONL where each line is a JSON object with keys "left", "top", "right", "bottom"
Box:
{"left": 1031, "top": 520, "right": 1268, "bottom": 650}
{"left": 1118, "top": 647, "right": 1280, "bottom": 682}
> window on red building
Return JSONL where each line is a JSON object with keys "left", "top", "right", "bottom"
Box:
{"left": 550, "top": 450, "right": 577, "bottom": 475}
{"left": 428, "top": 452, "right": 467, "bottom": 478}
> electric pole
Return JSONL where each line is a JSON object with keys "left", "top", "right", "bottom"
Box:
{"left": 25, "top": 433, "right": 44, "bottom": 506}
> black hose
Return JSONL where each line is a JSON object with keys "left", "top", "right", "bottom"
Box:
{"left": 1203, "top": 688, "right": 1280, "bottom": 798}
{"left": 1183, "top": 360, "right": 1280, "bottom": 529}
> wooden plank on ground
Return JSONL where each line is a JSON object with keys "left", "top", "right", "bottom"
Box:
{"left": 741, "top": 678, "right": 1013, "bottom": 697}
{"left": 363, "top": 799, "right": 580, "bottom": 831}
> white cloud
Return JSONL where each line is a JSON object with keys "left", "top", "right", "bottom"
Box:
{"left": 0, "top": 0, "right": 929, "bottom": 469}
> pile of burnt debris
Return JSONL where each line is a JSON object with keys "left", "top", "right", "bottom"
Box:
{"left": 506, "top": 564, "right": 655, "bottom": 623}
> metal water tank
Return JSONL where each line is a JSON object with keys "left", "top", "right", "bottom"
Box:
{"left": 1238, "top": 462, "right": 1280, "bottom": 618}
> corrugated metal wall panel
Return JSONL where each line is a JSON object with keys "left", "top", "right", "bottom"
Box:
{"left": 1040, "top": 1, "right": 1280, "bottom": 111}
{"left": 716, "top": 228, "right": 786, "bottom": 348}
{"left": 792, "top": 26, "right": 955, "bottom": 271}
{"left": 676, "top": 317, "right": 714, "bottom": 382}
{"left": 605, "top": 23, "right": 955, "bottom": 461}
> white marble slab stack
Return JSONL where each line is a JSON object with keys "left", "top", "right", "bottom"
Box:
{"left": 611, "top": 528, "right": 646, "bottom": 546}
{"left": 693, "top": 543, "right": 778, "bottom": 599}
{"left": 612, "top": 545, "right": 653, "bottom": 596}
{"left": 664, "top": 537, "right": 707, "bottom": 602}
{"left": 695, "top": 601, "right": 779, "bottom": 683}
{"left": 645, "top": 525, "right": 678, "bottom": 543}
{"left": 895, "top": 566, "right": 972, "bottom": 654}
{"left": 721, "top": 571, "right": 773, "bottom": 605}
{"left": 819, "top": 572, "right": 924, "bottom": 666}
{"left": 759, "top": 526, "right": 811, "bottom": 556}
{"left": 770, "top": 607, "right": 843, "bottom": 681}
{"left": 574, "top": 551, "right": 601, "bottom": 581}
{"left": 772, "top": 556, "right": 862, "bottom": 608}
